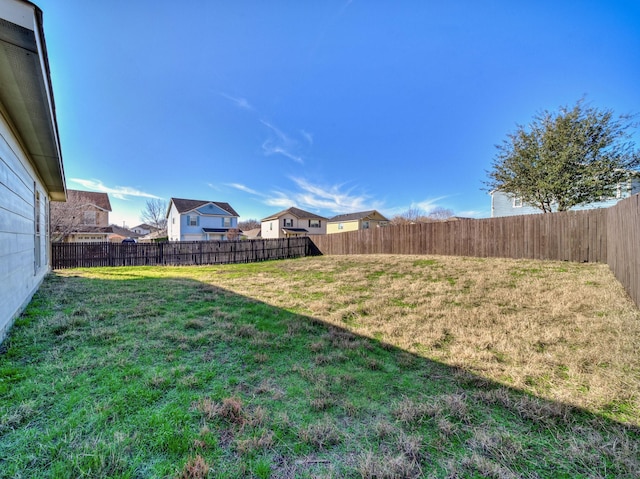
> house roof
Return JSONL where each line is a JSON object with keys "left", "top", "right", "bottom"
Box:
{"left": 132, "top": 223, "right": 160, "bottom": 232}
{"left": 328, "top": 210, "right": 389, "bottom": 222}
{"left": 243, "top": 228, "right": 262, "bottom": 238}
{"left": 169, "top": 198, "right": 239, "bottom": 216}
{"left": 202, "top": 228, "right": 229, "bottom": 233}
{"left": 66, "top": 189, "right": 112, "bottom": 211}
{"left": 282, "top": 228, "right": 308, "bottom": 234}
{"left": 109, "top": 225, "right": 142, "bottom": 238}
{"left": 0, "top": 0, "right": 66, "bottom": 200}
{"left": 261, "top": 207, "right": 327, "bottom": 222}
{"left": 72, "top": 226, "right": 112, "bottom": 235}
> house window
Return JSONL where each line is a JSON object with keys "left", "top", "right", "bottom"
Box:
{"left": 283, "top": 218, "right": 293, "bottom": 227}
{"left": 172, "top": 218, "right": 175, "bottom": 224}
{"left": 83, "top": 210, "right": 96, "bottom": 225}
{"left": 338, "top": 223, "right": 344, "bottom": 230}
{"left": 34, "top": 188, "right": 41, "bottom": 271}
{"left": 309, "top": 219, "right": 320, "bottom": 228}
{"left": 513, "top": 197, "right": 523, "bottom": 208}
{"left": 362, "top": 221, "right": 370, "bottom": 229}
{"left": 270, "top": 223, "right": 273, "bottom": 231}
{"left": 188, "top": 215, "right": 198, "bottom": 226}
{"left": 223, "top": 217, "right": 231, "bottom": 227}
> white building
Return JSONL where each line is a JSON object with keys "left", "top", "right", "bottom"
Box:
{"left": 0, "top": 0, "right": 66, "bottom": 342}
{"left": 261, "top": 207, "right": 327, "bottom": 239}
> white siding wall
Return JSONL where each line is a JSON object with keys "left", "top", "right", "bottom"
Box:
{"left": 261, "top": 219, "right": 280, "bottom": 239}
{"left": 167, "top": 203, "right": 181, "bottom": 241}
{"left": 0, "top": 112, "right": 50, "bottom": 343}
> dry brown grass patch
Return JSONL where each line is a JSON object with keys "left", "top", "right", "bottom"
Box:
{"left": 210, "top": 255, "right": 640, "bottom": 420}
{"left": 177, "top": 455, "right": 210, "bottom": 479}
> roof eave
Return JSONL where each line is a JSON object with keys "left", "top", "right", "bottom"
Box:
{"left": 0, "top": 0, "right": 66, "bottom": 201}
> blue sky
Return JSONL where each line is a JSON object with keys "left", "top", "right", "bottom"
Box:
{"left": 37, "top": 0, "right": 640, "bottom": 227}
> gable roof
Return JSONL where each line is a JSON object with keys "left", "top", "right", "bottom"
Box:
{"left": 169, "top": 198, "right": 239, "bottom": 216}
{"left": 261, "top": 207, "right": 327, "bottom": 222}
{"left": 66, "top": 189, "right": 111, "bottom": 211}
{"left": 328, "top": 210, "right": 388, "bottom": 222}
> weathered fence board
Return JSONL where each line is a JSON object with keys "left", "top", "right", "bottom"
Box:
{"left": 52, "top": 238, "right": 310, "bottom": 269}
{"left": 308, "top": 209, "right": 609, "bottom": 262}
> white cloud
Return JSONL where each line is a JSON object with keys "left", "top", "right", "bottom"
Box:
{"left": 226, "top": 183, "right": 262, "bottom": 195}
{"left": 300, "top": 129, "right": 313, "bottom": 145}
{"left": 260, "top": 120, "right": 305, "bottom": 164}
{"left": 413, "top": 197, "right": 449, "bottom": 212}
{"left": 260, "top": 177, "right": 380, "bottom": 215}
{"left": 69, "top": 178, "right": 161, "bottom": 201}
{"left": 219, "top": 92, "right": 253, "bottom": 110}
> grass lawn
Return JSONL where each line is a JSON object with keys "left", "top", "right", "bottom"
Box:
{"left": 1, "top": 254, "right": 639, "bottom": 478}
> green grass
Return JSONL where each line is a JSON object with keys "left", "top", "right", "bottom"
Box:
{"left": 1, "top": 256, "right": 639, "bottom": 478}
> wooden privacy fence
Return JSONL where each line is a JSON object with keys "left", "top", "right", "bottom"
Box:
{"left": 309, "top": 209, "right": 608, "bottom": 262}
{"left": 606, "top": 193, "right": 640, "bottom": 307}
{"left": 52, "top": 237, "right": 310, "bottom": 269}
{"left": 309, "top": 195, "right": 640, "bottom": 309}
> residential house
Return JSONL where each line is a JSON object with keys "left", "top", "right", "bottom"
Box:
{"left": 131, "top": 223, "right": 160, "bottom": 236}
{"left": 50, "top": 189, "right": 112, "bottom": 242}
{"left": 491, "top": 178, "right": 640, "bottom": 217}
{"left": 261, "top": 207, "right": 327, "bottom": 238}
{"left": 0, "top": 0, "right": 66, "bottom": 342}
{"left": 327, "top": 210, "right": 389, "bottom": 234}
{"left": 108, "top": 225, "right": 142, "bottom": 243}
{"left": 167, "top": 197, "right": 239, "bottom": 241}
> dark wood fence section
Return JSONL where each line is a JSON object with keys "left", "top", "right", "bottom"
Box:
{"left": 606, "top": 193, "right": 640, "bottom": 307}
{"left": 309, "top": 209, "right": 608, "bottom": 262}
{"left": 52, "top": 237, "right": 310, "bottom": 269}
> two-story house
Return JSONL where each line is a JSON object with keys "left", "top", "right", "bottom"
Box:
{"left": 167, "top": 198, "right": 239, "bottom": 241}
{"left": 491, "top": 177, "right": 640, "bottom": 217}
{"left": 261, "top": 207, "right": 327, "bottom": 238}
{"left": 50, "top": 189, "right": 112, "bottom": 242}
{"left": 327, "top": 210, "right": 389, "bottom": 234}
{"left": 1, "top": 0, "right": 66, "bottom": 343}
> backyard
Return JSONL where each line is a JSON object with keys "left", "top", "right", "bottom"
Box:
{"left": 1, "top": 254, "right": 639, "bottom": 478}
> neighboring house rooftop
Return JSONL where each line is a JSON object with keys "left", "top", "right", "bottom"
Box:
{"left": 328, "top": 210, "right": 388, "bottom": 222}
{"left": 262, "top": 207, "right": 327, "bottom": 222}
{"left": 169, "top": 198, "right": 239, "bottom": 216}
{"left": 66, "top": 189, "right": 112, "bottom": 211}
{"left": 243, "top": 228, "right": 262, "bottom": 238}
{"left": 110, "top": 225, "right": 142, "bottom": 238}
{"left": 132, "top": 223, "right": 160, "bottom": 232}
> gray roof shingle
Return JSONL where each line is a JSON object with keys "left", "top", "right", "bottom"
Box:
{"left": 170, "top": 198, "right": 239, "bottom": 216}
{"left": 261, "top": 207, "right": 327, "bottom": 222}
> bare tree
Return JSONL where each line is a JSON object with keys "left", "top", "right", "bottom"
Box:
{"left": 390, "top": 207, "right": 426, "bottom": 225}
{"left": 426, "top": 207, "right": 454, "bottom": 221}
{"left": 227, "top": 228, "right": 241, "bottom": 240}
{"left": 238, "top": 219, "right": 260, "bottom": 231}
{"left": 50, "top": 197, "right": 85, "bottom": 242}
{"left": 140, "top": 199, "right": 168, "bottom": 230}
{"left": 390, "top": 206, "right": 454, "bottom": 225}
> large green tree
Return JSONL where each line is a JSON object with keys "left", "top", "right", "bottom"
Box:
{"left": 486, "top": 100, "right": 639, "bottom": 212}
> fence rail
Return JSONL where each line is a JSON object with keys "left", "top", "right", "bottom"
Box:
{"left": 52, "top": 237, "right": 310, "bottom": 269}
{"left": 309, "top": 208, "right": 608, "bottom": 262}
